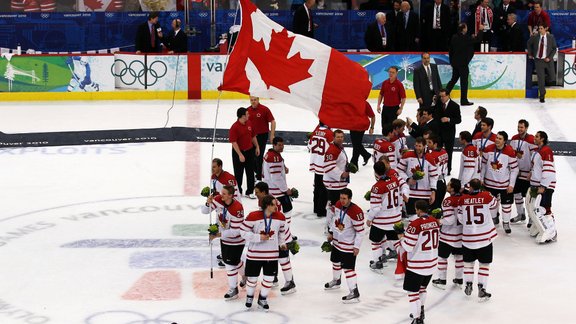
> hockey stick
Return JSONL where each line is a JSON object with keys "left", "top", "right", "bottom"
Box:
{"left": 67, "top": 63, "right": 86, "bottom": 92}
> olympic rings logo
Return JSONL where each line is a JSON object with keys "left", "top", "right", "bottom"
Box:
{"left": 112, "top": 59, "right": 168, "bottom": 87}
{"left": 199, "top": 12, "right": 209, "bottom": 17}
{"left": 85, "top": 309, "right": 290, "bottom": 324}
{"left": 41, "top": 13, "right": 50, "bottom": 19}
{"left": 105, "top": 13, "right": 115, "bottom": 18}
{"left": 563, "top": 59, "right": 576, "bottom": 85}
{"left": 228, "top": 13, "right": 237, "bottom": 17}
{"left": 357, "top": 12, "right": 366, "bottom": 17}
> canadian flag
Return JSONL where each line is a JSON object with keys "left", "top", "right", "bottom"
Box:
{"left": 219, "top": 0, "right": 372, "bottom": 131}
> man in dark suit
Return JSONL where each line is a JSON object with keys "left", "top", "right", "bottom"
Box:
{"left": 135, "top": 12, "right": 162, "bottom": 54}
{"left": 395, "top": 1, "right": 420, "bottom": 51}
{"left": 293, "top": 0, "right": 316, "bottom": 39}
{"left": 527, "top": 24, "right": 557, "bottom": 103}
{"left": 407, "top": 107, "right": 440, "bottom": 139}
{"left": 494, "top": 0, "right": 516, "bottom": 50}
{"left": 421, "top": 0, "right": 451, "bottom": 51}
{"left": 365, "top": 12, "right": 394, "bottom": 52}
{"left": 472, "top": 106, "right": 488, "bottom": 135}
{"left": 434, "top": 89, "right": 461, "bottom": 175}
{"left": 164, "top": 19, "right": 188, "bottom": 53}
{"left": 446, "top": 23, "right": 479, "bottom": 106}
{"left": 503, "top": 13, "right": 524, "bottom": 51}
{"left": 414, "top": 52, "right": 443, "bottom": 109}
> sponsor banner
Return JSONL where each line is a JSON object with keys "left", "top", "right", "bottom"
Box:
{"left": 0, "top": 54, "right": 114, "bottom": 92}
{"left": 113, "top": 53, "right": 188, "bottom": 90}
{"left": 201, "top": 53, "right": 527, "bottom": 92}
{"left": 347, "top": 53, "right": 526, "bottom": 90}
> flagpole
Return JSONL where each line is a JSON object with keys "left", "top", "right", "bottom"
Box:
{"left": 207, "top": 2, "right": 241, "bottom": 279}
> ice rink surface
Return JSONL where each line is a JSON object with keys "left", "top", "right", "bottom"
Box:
{"left": 0, "top": 98, "right": 574, "bottom": 324}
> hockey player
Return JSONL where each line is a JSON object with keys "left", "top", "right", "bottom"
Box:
{"left": 391, "top": 119, "right": 408, "bottom": 165}
{"left": 211, "top": 158, "right": 241, "bottom": 201}
{"left": 325, "top": 188, "right": 365, "bottom": 303}
{"left": 425, "top": 133, "right": 449, "bottom": 210}
{"left": 367, "top": 161, "right": 405, "bottom": 272}
{"left": 240, "top": 195, "right": 287, "bottom": 311}
{"left": 263, "top": 137, "right": 296, "bottom": 211}
{"left": 398, "top": 137, "right": 439, "bottom": 221}
{"left": 200, "top": 185, "right": 245, "bottom": 301}
{"left": 308, "top": 121, "right": 334, "bottom": 217}
{"left": 373, "top": 124, "right": 397, "bottom": 167}
{"left": 261, "top": 142, "right": 298, "bottom": 294}
{"left": 480, "top": 131, "right": 519, "bottom": 233}
{"left": 458, "top": 131, "right": 481, "bottom": 190}
{"left": 510, "top": 120, "right": 537, "bottom": 224}
{"left": 528, "top": 131, "right": 557, "bottom": 242}
{"left": 455, "top": 179, "right": 497, "bottom": 300}
{"left": 472, "top": 117, "right": 497, "bottom": 153}
{"left": 432, "top": 178, "right": 464, "bottom": 289}
{"left": 66, "top": 56, "right": 100, "bottom": 92}
{"left": 396, "top": 200, "right": 440, "bottom": 324}
{"left": 323, "top": 130, "right": 351, "bottom": 206}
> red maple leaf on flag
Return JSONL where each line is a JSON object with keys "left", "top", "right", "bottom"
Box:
{"left": 83, "top": 0, "right": 103, "bottom": 10}
{"left": 247, "top": 28, "right": 314, "bottom": 93}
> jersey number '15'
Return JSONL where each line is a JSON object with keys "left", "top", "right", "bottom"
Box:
{"left": 464, "top": 205, "right": 485, "bottom": 225}
{"left": 310, "top": 137, "right": 327, "bottom": 155}
{"left": 421, "top": 229, "right": 439, "bottom": 251}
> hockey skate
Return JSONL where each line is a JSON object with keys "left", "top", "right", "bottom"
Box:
{"left": 245, "top": 295, "right": 254, "bottom": 309}
{"left": 217, "top": 260, "right": 225, "bottom": 268}
{"left": 257, "top": 296, "right": 270, "bottom": 311}
{"left": 280, "top": 280, "right": 296, "bottom": 295}
{"left": 453, "top": 278, "right": 463, "bottom": 286}
{"left": 510, "top": 213, "right": 526, "bottom": 224}
{"left": 239, "top": 276, "right": 247, "bottom": 288}
{"left": 503, "top": 222, "right": 511, "bottom": 234}
{"left": 224, "top": 287, "right": 239, "bottom": 301}
{"left": 478, "top": 284, "right": 491, "bottom": 301}
{"left": 272, "top": 275, "right": 279, "bottom": 288}
{"left": 324, "top": 278, "right": 341, "bottom": 290}
{"left": 342, "top": 288, "right": 360, "bottom": 304}
{"left": 386, "top": 248, "right": 398, "bottom": 260}
{"left": 421, "top": 306, "right": 425, "bottom": 320}
{"left": 369, "top": 258, "right": 385, "bottom": 274}
{"left": 432, "top": 278, "right": 447, "bottom": 290}
{"left": 464, "top": 282, "right": 473, "bottom": 296}
{"left": 410, "top": 313, "right": 424, "bottom": 324}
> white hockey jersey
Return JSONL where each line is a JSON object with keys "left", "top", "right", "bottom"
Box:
{"left": 510, "top": 133, "right": 537, "bottom": 180}
{"left": 400, "top": 215, "right": 440, "bottom": 276}
{"left": 323, "top": 143, "right": 349, "bottom": 190}
{"left": 530, "top": 145, "right": 556, "bottom": 189}
{"left": 481, "top": 144, "right": 519, "bottom": 190}
{"left": 240, "top": 210, "right": 286, "bottom": 261}
{"left": 368, "top": 175, "right": 403, "bottom": 230}
{"left": 328, "top": 201, "right": 365, "bottom": 253}
{"left": 439, "top": 195, "right": 463, "bottom": 248}
{"left": 308, "top": 125, "right": 334, "bottom": 174}
{"left": 201, "top": 195, "right": 245, "bottom": 246}
{"left": 456, "top": 191, "right": 498, "bottom": 249}
{"left": 211, "top": 171, "right": 242, "bottom": 201}
{"left": 262, "top": 149, "right": 288, "bottom": 197}
{"left": 459, "top": 144, "right": 481, "bottom": 187}
{"left": 398, "top": 150, "right": 438, "bottom": 199}
{"left": 373, "top": 138, "right": 397, "bottom": 168}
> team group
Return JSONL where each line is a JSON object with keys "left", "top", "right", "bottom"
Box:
{"left": 200, "top": 93, "right": 557, "bottom": 323}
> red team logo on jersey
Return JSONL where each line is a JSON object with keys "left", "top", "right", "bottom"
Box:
{"left": 490, "top": 161, "right": 503, "bottom": 170}
{"left": 260, "top": 230, "right": 276, "bottom": 236}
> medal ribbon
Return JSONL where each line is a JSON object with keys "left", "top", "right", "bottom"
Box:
{"left": 339, "top": 205, "right": 349, "bottom": 226}
{"left": 263, "top": 211, "right": 273, "bottom": 234}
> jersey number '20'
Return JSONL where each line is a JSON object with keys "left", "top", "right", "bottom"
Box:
{"left": 464, "top": 205, "right": 485, "bottom": 225}
{"left": 421, "top": 229, "right": 439, "bottom": 251}
{"left": 310, "top": 138, "right": 327, "bottom": 155}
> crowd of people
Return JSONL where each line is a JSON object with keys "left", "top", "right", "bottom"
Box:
{"left": 198, "top": 83, "right": 557, "bottom": 322}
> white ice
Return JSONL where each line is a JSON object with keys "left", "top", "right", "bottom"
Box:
{"left": 0, "top": 98, "right": 574, "bottom": 324}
